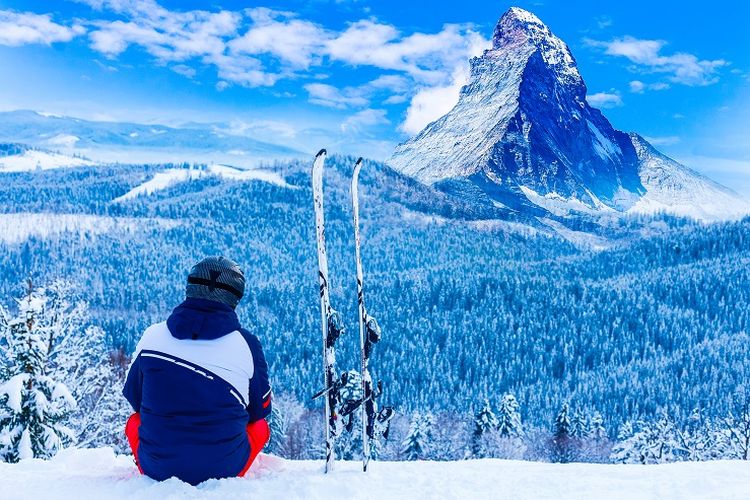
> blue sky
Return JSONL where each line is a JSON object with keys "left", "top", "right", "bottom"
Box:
{"left": 1, "top": 0, "right": 749, "bottom": 193}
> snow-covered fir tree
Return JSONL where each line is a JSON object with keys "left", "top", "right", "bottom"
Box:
{"left": 472, "top": 399, "right": 498, "bottom": 457}
{"left": 497, "top": 394, "right": 523, "bottom": 438}
{"left": 570, "top": 408, "right": 589, "bottom": 439}
{"left": 401, "top": 412, "right": 433, "bottom": 460}
{"left": 0, "top": 281, "right": 77, "bottom": 462}
{"left": 0, "top": 280, "right": 126, "bottom": 456}
{"left": 551, "top": 402, "right": 572, "bottom": 463}
{"left": 589, "top": 412, "right": 607, "bottom": 440}
{"left": 491, "top": 394, "right": 525, "bottom": 459}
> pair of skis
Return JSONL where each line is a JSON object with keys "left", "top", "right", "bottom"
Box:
{"left": 311, "top": 150, "right": 393, "bottom": 473}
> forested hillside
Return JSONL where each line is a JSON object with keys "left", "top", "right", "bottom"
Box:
{"left": 0, "top": 156, "right": 747, "bottom": 436}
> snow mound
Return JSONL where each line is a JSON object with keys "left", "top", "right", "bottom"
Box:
{"left": 1, "top": 448, "right": 749, "bottom": 500}
{"left": 0, "top": 213, "right": 179, "bottom": 244}
{"left": 113, "top": 165, "right": 290, "bottom": 202}
{"left": 0, "top": 149, "right": 94, "bottom": 172}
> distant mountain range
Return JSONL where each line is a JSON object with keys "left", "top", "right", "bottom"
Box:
{"left": 388, "top": 7, "right": 749, "bottom": 222}
{"left": 0, "top": 110, "right": 305, "bottom": 168}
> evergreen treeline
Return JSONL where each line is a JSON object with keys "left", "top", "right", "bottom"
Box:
{"left": 0, "top": 156, "right": 747, "bottom": 436}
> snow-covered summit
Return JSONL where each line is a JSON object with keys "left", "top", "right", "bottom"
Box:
{"left": 388, "top": 7, "right": 748, "bottom": 223}
{"left": 492, "top": 7, "right": 583, "bottom": 89}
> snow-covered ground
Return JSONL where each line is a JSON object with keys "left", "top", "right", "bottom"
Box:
{"left": 0, "top": 149, "right": 94, "bottom": 172}
{"left": 113, "top": 165, "right": 290, "bottom": 202}
{"left": 1, "top": 448, "right": 748, "bottom": 500}
{"left": 0, "top": 213, "right": 179, "bottom": 244}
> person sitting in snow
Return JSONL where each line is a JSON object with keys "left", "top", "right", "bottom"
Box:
{"left": 122, "top": 256, "right": 272, "bottom": 485}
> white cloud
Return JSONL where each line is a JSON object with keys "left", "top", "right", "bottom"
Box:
{"left": 326, "top": 21, "right": 486, "bottom": 85}
{"left": 0, "top": 10, "right": 84, "bottom": 46}
{"left": 8, "top": 1, "right": 489, "bottom": 114}
{"left": 171, "top": 64, "right": 196, "bottom": 78}
{"left": 586, "top": 91, "right": 623, "bottom": 108}
{"left": 629, "top": 80, "right": 670, "bottom": 93}
{"left": 340, "top": 108, "right": 390, "bottom": 133}
{"left": 401, "top": 34, "right": 489, "bottom": 135}
{"left": 585, "top": 36, "right": 727, "bottom": 86}
{"left": 228, "top": 8, "right": 328, "bottom": 69}
{"left": 208, "top": 53, "right": 280, "bottom": 87}
{"left": 401, "top": 66, "right": 468, "bottom": 134}
{"left": 304, "top": 83, "right": 369, "bottom": 109}
{"left": 89, "top": 8, "right": 241, "bottom": 61}
{"left": 629, "top": 80, "right": 645, "bottom": 93}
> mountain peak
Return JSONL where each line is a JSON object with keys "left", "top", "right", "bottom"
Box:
{"left": 491, "top": 6, "right": 582, "bottom": 87}
{"left": 389, "top": 7, "right": 748, "bottom": 223}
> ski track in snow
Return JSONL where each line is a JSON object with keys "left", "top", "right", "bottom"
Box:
{"left": 1, "top": 448, "right": 749, "bottom": 500}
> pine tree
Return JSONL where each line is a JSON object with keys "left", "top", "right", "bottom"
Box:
{"left": 492, "top": 394, "right": 526, "bottom": 459}
{"left": 589, "top": 412, "right": 607, "bottom": 440}
{"left": 570, "top": 408, "right": 589, "bottom": 439}
{"left": 551, "top": 402, "right": 572, "bottom": 463}
{"left": 0, "top": 281, "right": 76, "bottom": 462}
{"left": 401, "top": 412, "right": 433, "bottom": 460}
{"left": 472, "top": 399, "right": 498, "bottom": 457}
{"left": 496, "top": 394, "right": 523, "bottom": 438}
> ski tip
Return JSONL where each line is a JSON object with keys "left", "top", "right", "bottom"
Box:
{"left": 355, "top": 157, "right": 363, "bottom": 165}
{"left": 316, "top": 148, "right": 327, "bottom": 158}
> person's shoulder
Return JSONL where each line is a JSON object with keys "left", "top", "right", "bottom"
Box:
{"left": 143, "top": 321, "right": 169, "bottom": 339}
{"left": 237, "top": 327, "right": 263, "bottom": 351}
{"left": 134, "top": 321, "right": 169, "bottom": 351}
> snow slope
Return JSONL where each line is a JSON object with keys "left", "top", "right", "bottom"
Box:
{"left": 113, "top": 165, "right": 291, "bottom": 202}
{"left": 0, "top": 448, "right": 748, "bottom": 500}
{"left": 627, "top": 134, "right": 750, "bottom": 221}
{"left": 0, "top": 213, "right": 179, "bottom": 244}
{"left": 0, "top": 149, "right": 94, "bottom": 172}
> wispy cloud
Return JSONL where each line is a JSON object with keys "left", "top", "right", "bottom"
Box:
{"left": 585, "top": 36, "right": 728, "bottom": 86}
{"left": 0, "top": 10, "right": 84, "bottom": 46}
{"left": 304, "top": 83, "right": 369, "bottom": 109}
{"left": 76, "top": 1, "right": 485, "bottom": 98}
{"left": 340, "top": 108, "right": 390, "bottom": 133}
{"left": 629, "top": 80, "right": 670, "bottom": 93}
{"left": 586, "top": 91, "right": 623, "bottom": 109}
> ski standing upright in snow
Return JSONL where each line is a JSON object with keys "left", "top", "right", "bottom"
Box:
{"left": 310, "top": 149, "right": 346, "bottom": 473}
{"left": 350, "top": 157, "right": 394, "bottom": 471}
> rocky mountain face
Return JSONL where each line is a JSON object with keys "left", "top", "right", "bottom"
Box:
{"left": 389, "top": 7, "right": 749, "bottom": 222}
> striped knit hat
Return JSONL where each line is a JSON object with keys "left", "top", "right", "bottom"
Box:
{"left": 185, "top": 256, "right": 245, "bottom": 309}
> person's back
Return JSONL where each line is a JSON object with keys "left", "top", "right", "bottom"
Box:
{"left": 122, "top": 257, "right": 272, "bottom": 485}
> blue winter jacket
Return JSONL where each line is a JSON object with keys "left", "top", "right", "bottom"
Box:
{"left": 123, "top": 298, "right": 272, "bottom": 485}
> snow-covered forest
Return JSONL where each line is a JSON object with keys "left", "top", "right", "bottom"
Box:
{"left": 0, "top": 156, "right": 749, "bottom": 464}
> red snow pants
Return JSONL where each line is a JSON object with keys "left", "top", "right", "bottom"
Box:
{"left": 125, "top": 412, "right": 270, "bottom": 477}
